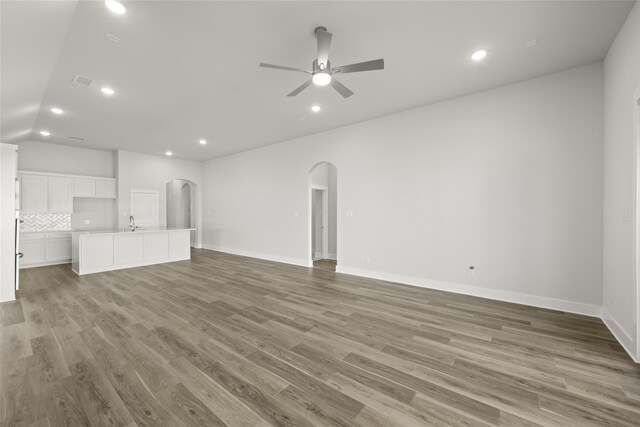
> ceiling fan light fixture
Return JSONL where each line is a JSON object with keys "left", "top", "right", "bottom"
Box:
{"left": 312, "top": 72, "right": 331, "bottom": 86}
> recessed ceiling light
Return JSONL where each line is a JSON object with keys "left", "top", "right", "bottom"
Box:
{"left": 312, "top": 72, "right": 331, "bottom": 86}
{"left": 311, "top": 105, "right": 321, "bottom": 113}
{"left": 101, "top": 87, "right": 115, "bottom": 95}
{"left": 40, "top": 131, "right": 50, "bottom": 136}
{"left": 50, "top": 107, "right": 63, "bottom": 114}
{"left": 104, "top": 0, "right": 126, "bottom": 15}
{"left": 471, "top": 49, "right": 488, "bottom": 61}
{"left": 165, "top": 151, "right": 173, "bottom": 156}
{"left": 199, "top": 139, "right": 207, "bottom": 145}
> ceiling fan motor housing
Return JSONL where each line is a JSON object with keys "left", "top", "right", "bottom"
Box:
{"left": 313, "top": 59, "right": 331, "bottom": 73}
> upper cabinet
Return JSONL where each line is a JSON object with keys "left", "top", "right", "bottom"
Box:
{"left": 74, "top": 178, "right": 95, "bottom": 197}
{"left": 95, "top": 179, "right": 116, "bottom": 198}
{"left": 48, "top": 177, "right": 73, "bottom": 213}
{"left": 20, "top": 174, "right": 48, "bottom": 212}
{"left": 19, "top": 171, "right": 116, "bottom": 213}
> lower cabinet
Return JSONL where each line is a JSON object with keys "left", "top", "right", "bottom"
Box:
{"left": 46, "top": 237, "right": 72, "bottom": 262}
{"left": 20, "top": 232, "right": 72, "bottom": 268}
{"left": 73, "top": 229, "right": 191, "bottom": 275}
{"left": 20, "top": 239, "right": 46, "bottom": 266}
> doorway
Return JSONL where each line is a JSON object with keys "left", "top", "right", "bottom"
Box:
{"left": 166, "top": 179, "right": 197, "bottom": 246}
{"left": 311, "top": 187, "right": 328, "bottom": 261}
{"left": 309, "top": 162, "right": 337, "bottom": 271}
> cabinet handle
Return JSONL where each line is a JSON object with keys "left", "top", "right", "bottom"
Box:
{"left": 17, "top": 253, "right": 23, "bottom": 258}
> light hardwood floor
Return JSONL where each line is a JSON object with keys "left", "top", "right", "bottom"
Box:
{"left": 1, "top": 249, "right": 639, "bottom": 426}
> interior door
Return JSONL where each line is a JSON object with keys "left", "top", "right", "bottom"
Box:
{"left": 131, "top": 190, "right": 159, "bottom": 228}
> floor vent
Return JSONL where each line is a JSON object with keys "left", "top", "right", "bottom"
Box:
{"left": 72, "top": 74, "right": 93, "bottom": 87}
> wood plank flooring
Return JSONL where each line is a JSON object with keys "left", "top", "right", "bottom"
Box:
{"left": 1, "top": 248, "right": 639, "bottom": 426}
{"left": 313, "top": 260, "right": 337, "bottom": 272}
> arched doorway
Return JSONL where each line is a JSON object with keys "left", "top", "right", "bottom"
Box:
{"left": 166, "top": 179, "right": 198, "bottom": 247}
{"left": 309, "top": 162, "right": 337, "bottom": 271}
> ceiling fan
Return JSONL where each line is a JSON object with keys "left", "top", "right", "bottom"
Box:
{"left": 260, "top": 26, "right": 384, "bottom": 98}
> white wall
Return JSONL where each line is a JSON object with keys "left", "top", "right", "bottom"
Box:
{"left": 328, "top": 165, "right": 337, "bottom": 258}
{"left": 72, "top": 198, "right": 117, "bottom": 231}
{"left": 602, "top": 1, "right": 640, "bottom": 361}
{"left": 203, "top": 63, "right": 604, "bottom": 314}
{"left": 17, "top": 140, "right": 115, "bottom": 177}
{"left": 116, "top": 150, "right": 202, "bottom": 245}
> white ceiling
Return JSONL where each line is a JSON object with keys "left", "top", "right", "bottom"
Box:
{"left": 1, "top": 1, "right": 635, "bottom": 160}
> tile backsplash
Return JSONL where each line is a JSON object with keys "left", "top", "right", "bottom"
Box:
{"left": 20, "top": 213, "right": 71, "bottom": 232}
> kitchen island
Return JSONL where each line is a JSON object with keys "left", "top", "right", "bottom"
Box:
{"left": 71, "top": 228, "right": 194, "bottom": 275}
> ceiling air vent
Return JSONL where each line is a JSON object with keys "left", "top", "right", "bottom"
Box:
{"left": 105, "top": 33, "right": 121, "bottom": 43}
{"left": 72, "top": 74, "right": 93, "bottom": 87}
{"left": 68, "top": 136, "right": 85, "bottom": 141}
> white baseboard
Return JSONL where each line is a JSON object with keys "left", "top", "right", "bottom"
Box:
{"left": 202, "top": 245, "right": 310, "bottom": 267}
{"left": 336, "top": 265, "right": 603, "bottom": 318}
{"left": 20, "top": 259, "right": 70, "bottom": 269}
{"left": 73, "top": 256, "right": 191, "bottom": 276}
{"left": 199, "top": 246, "right": 637, "bottom": 362}
{"left": 601, "top": 307, "right": 638, "bottom": 363}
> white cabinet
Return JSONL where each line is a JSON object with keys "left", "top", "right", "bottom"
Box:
{"left": 19, "top": 171, "right": 117, "bottom": 214}
{"left": 20, "top": 232, "right": 72, "bottom": 268}
{"left": 95, "top": 179, "right": 116, "bottom": 198}
{"left": 80, "top": 235, "right": 114, "bottom": 270}
{"left": 72, "top": 229, "right": 192, "bottom": 275}
{"left": 20, "top": 174, "right": 48, "bottom": 212}
{"left": 169, "top": 230, "right": 190, "bottom": 259}
{"left": 144, "top": 232, "right": 169, "bottom": 261}
{"left": 20, "top": 238, "right": 46, "bottom": 266}
{"left": 113, "top": 234, "right": 143, "bottom": 265}
{"left": 47, "top": 177, "right": 73, "bottom": 213}
{"left": 74, "top": 178, "right": 95, "bottom": 197}
{"left": 45, "top": 237, "right": 72, "bottom": 262}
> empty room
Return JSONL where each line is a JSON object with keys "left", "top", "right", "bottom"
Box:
{"left": 1, "top": 0, "right": 640, "bottom": 426}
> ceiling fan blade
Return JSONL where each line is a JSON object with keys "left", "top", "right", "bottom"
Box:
{"left": 287, "top": 79, "right": 313, "bottom": 97}
{"left": 316, "top": 29, "right": 332, "bottom": 69}
{"left": 260, "top": 63, "right": 311, "bottom": 74}
{"left": 330, "top": 77, "right": 354, "bottom": 98}
{"left": 332, "top": 58, "right": 384, "bottom": 74}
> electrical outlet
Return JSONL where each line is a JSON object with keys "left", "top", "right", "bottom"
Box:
{"left": 85, "top": 220, "right": 90, "bottom": 225}
{"left": 366, "top": 256, "right": 371, "bottom": 264}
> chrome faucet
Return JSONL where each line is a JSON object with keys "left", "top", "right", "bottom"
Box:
{"left": 129, "top": 215, "right": 136, "bottom": 231}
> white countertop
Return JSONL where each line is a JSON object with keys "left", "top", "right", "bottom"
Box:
{"left": 21, "top": 230, "right": 71, "bottom": 235}
{"left": 71, "top": 227, "right": 195, "bottom": 236}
